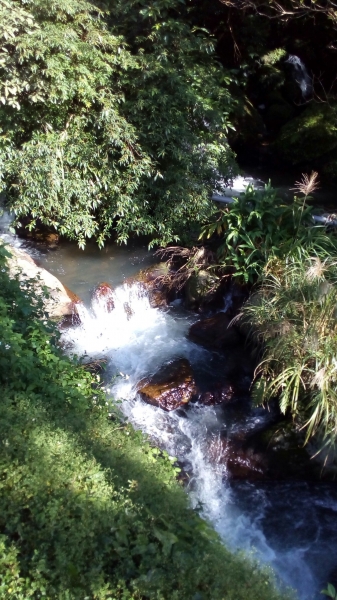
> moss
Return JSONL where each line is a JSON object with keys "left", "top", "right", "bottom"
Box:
{"left": 275, "top": 102, "right": 337, "bottom": 164}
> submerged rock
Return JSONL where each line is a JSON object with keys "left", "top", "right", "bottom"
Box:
{"left": 247, "top": 419, "right": 326, "bottom": 481}
{"left": 207, "top": 436, "right": 267, "bottom": 481}
{"left": 188, "top": 313, "right": 243, "bottom": 350}
{"left": 137, "top": 358, "right": 197, "bottom": 411}
{"left": 6, "top": 244, "right": 81, "bottom": 321}
{"left": 92, "top": 282, "right": 114, "bottom": 313}
{"left": 199, "top": 382, "right": 236, "bottom": 405}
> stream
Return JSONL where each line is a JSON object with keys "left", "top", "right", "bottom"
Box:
{"left": 42, "top": 242, "right": 337, "bottom": 600}
{"left": 1, "top": 179, "right": 337, "bottom": 600}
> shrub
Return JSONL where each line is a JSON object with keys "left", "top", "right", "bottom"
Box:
{"left": 245, "top": 254, "right": 337, "bottom": 453}
{"left": 200, "top": 182, "right": 336, "bottom": 282}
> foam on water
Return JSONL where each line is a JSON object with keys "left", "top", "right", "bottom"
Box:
{"left": 63, "top": 282, "right": 337, "bottom": 600}
{"left": 65, "top": 283, "right": 202, "bottom": 376}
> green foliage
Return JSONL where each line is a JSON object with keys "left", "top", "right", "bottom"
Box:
{"left": 245, "top": 254, "right": 337, "bottom": 453}
{"left": 200, "top": 184, "right": 336, "bottom": 283}
{"left": 322, "top": 583, "right": 337, "bottom": 599}
{"left": 261, "top": 48, "right": 287, "bottom": 65}
{"left": 0, "top": 244, "right": 290, "bottom": 599}
{"left": 0, "top": 0, "right": 237, "bottom": 248}
{"left": 275, "top": 103, "right": 337, "bottom": 165}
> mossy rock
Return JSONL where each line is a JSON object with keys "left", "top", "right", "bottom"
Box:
{"left": 275, "top": 102, "right": 337, "bottom": 164}
{"left": 184, "top": 269, "right": 219, "bottom": 309}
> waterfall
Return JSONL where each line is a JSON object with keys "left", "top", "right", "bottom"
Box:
{"left": 62, "top": 281, "right": 337, "bottom": 600}
{"left": 286, "top": 54, "right": 313, "bottom": 101}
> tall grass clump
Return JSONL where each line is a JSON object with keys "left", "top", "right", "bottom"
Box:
{"left": 245, "top": 254, "right": 337, "bottom": 455}
{"left": 200, "top": 177, "right": 335, "bottom": 283}
{"left": 0, "top": 241, "right": 291, "bottom": 599}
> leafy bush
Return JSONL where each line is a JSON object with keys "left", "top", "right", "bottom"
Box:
{"left": 244, "top": 254, "right": 337, "bottom": 453}
{"left": 0, "top": 0, "right": 237, "bottom": 248}
{"left": 0, "top": 243, "right": 290, "bottom": 599}
{"left": 322, "top": 583, "right": 337, "bottom": 599}
{"left": 200, "top": 183, "right": 336, "bottom": 282}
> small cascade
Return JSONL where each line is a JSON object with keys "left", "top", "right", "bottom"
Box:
{"left": 63, "top": 281, "right": 337, "bottom": 600}
{"left": 0, "top": 207, "right": 18, "bottom": 246}
{"left": 286, "top": 54, "right": 313, "bottom": 101}
{"left": 63, "top": 282, "right": 203, "bottom": 375}
{"left": 0, "top": 205, "right": 42, "bottom": 258}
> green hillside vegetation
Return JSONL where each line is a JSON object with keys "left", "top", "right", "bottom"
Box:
{"left": 0, "top": 244, "right": 291, "bottom": 598}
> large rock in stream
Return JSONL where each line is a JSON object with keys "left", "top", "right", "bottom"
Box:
{"left": 206, "top": 417, "right": 336, "bottom": 482}
{"left": 5, "top": 244, "right": 81, "bottom": 321}
{"left": 188, "top": 313, "right": 243, "bottom": 350}
{"left": 208, "top": 435, "right": 267, "bottom": 481}
{"left": 137, "top": 358, "right": 197, "bottom": 411}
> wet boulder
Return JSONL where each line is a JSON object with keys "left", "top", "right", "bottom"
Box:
{"left": 137, "top": 358, "right": 197, "bottom": 411}
{"left": 127, "top": 262, "right": 171, "bottom": 308}
{"left": 225, "top": 444, "right": 267, "bottom": 481}
{"left": 92, "top": 282, "right": 114, "bottom": 313}
{"left": 59, "top": 286, "right": 82, "bottom": 328}
{"left": 207, "top": 436, "right": 267, "bottom": 481}
{"left": 188, "top": 313, "right": 243, "bottom": 351}
{"left": 64, "top": 285, "right": 82, "bottom": 305}
{"left": 199, "top": 382, "right": 236, "bottom": 406}
{"left": 247, "top": 419, "right": 323, "bottom": 481}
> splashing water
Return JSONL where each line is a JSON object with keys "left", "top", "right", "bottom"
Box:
{"left": 287, "top": 55, "right": 313, "bottom": 101}
{"left": 63, "top": 282, "right": 337, "bottom": 600}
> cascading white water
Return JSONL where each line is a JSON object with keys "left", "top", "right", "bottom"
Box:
{"left": 286, "top": 55, "right": 313, "bottom": 101}
{"left": 63, "top": 282, "right": 337, "bottom": 600}
{"left": 0, "top": 207, "right": 20, "bottom": 247}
